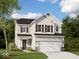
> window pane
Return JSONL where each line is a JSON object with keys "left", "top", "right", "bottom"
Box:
{"left": 28, "top": 39, "right": 32, "bottom": 45}
{"left": 45, "top": 25, "right": 47, "bottom": 32}
{"left": 21, "top": 26, "right": 27, "bottom": 32}
{"left": 45, "top": 25, "right": 51, "bottom": 32}
{"left": 38, "top": 25, "right": 41, "bottom": 32}
{"left": 36, "top": 25, "right": 41, "bottom": 32}
{"left": 47, "top": 25, "right": 50, "bottom": 32}
{"left": 56, "top": 26, "right": 58, "bottom": 31}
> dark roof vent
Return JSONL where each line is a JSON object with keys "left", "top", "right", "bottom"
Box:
{"left": 47, "top": 13, "right": 50, "bottom": 16}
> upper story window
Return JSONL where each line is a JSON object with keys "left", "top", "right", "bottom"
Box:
{"left": 56, "top": 26, "right": 58, "bottom": 31}
{"left": 21, "top": 26, "right": 28, "bottom": 33}
{"left": 47, "top": 25, "right": 50, "bottom": 32}
{"left": 45, "top": 25, "right": 51, "bottom": 32}
{"left": 36, "top": 25, "right": 41, "bottom": 32}
{"left": 36, "top": 25, "right": 53, "bottom": 33}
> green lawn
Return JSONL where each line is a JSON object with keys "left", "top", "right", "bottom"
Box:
{"left": 0, "top": 49, "right": 47, "bottom": 59}
{"left": 65, "top": 48, "right": 79, "bottom": 56}
{"left": 70, "top": 51, "right": 79, "bottom": 56}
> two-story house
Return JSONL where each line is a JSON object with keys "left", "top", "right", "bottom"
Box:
{"left": 15, "top": 13, "right": 64, "bottom": 52}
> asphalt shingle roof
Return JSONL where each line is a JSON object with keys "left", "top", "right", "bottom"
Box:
{"left": 16, "top": 18, "right": 35, "bottom": 24}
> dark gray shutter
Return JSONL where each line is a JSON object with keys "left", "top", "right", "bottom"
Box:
{"left": 51, "top": 25, "right": 53, "bottom": 32}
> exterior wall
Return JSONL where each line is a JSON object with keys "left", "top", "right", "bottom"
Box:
{"left": 17, "top": 24, "right": 30, "bottom": 34}
{"left": 30, "top": 23, "right": 36, "bottom": 49}
{"left": 15, "top": 22, "right": 21, "bottom": 49}
{"left": 15, "top": 36, "right": 22, "bottom": 50}
{"left": 37, "top": 15, "right": 54, "bottom": 25}
{"left": 15, "top": 21, "right": 17, "bottom": 49}
{"left": 15, "top": 20, "right": 31, "bottom": 50}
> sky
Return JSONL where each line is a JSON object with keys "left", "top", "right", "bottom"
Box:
{"left": 12, "top": 0, "right": 79, "bottom": 20}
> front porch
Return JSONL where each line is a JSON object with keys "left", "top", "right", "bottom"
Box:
{"left": 17, "top": 34, "right": 32, "bottom": 51}
{"left": 21, "top": 39, "right": 32, "bottom": 50}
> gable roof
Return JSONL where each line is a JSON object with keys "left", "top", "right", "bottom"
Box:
{"left": 16, "top": 18, "right": 35, "bottom": 24}
{"left": 16, "top": 13, "right": 62, "bottom": 25}
{"left": 35, "top": 13, "right": 62, "bottom": 25}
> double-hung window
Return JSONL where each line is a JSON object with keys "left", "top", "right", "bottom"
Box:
{"left": 47, "top": 25, "right": 50, "bottom": 32}
{"left": 21, "top": 26, "right": 28, "bottom": 33}
{"left": 45, "top": 25, "right": 51, "bottom": 32}
{"left": 36, "top": 25, "right": 41, "bottom": 32}
{"left": 56, "top": 26, "right": 58, "bottom": 32}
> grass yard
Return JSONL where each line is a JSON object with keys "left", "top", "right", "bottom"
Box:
{"left": 65, "top": 48, "right": 79, "bottom": 56}
{"left": 0, "top": 49, "right": 47, "bottom": 59}
{"left": 70, "top": 51, "right": 79, "bottom": 56}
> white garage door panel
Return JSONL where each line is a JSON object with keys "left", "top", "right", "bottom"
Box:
{"left": 39, "top": 42, "right": 61, "bottom": 52}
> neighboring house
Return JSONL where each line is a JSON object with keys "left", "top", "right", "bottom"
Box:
{"left": 15, "top": 13, "right": 64, "bottom": 52}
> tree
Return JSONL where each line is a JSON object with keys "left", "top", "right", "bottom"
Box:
{"left": 0, "top": 0, "right": 20, "bottom": 56}
{"left": 62, "top": 16, "right": 79, "bottom": 50}
{"left": 0, "top": 24, "right": 5, "bottom": 48}
{"left": 6, "top": 19, "right": 15, "bottom": 43}
{"left": 0, "top": 19, "right": 15, "bottom": 49}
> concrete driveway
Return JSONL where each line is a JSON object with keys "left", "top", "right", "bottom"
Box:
{"left": 44, "top": 52, "right": 79, "bottom": 59}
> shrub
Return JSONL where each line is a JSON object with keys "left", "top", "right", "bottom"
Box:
{"left": 64, "top": 37, "right": 79, "bottom": 51}
{"left": 28, "top": 47, "right": 37, "bottom": 51}
{"left": 8, "top": 42, "right": 21, "bottom": 51}
{"left": 8, "top": 42, "right": 14, "bottom": 51}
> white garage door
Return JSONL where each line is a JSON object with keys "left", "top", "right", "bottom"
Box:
{"left": 39, "top": 41, "right": 61, "bottom": 52}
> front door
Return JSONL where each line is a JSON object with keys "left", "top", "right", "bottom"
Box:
{"left": 22, "top": 40, "right": 26, "bottom": 50}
